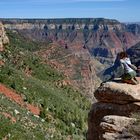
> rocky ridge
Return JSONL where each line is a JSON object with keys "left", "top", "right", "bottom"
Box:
{"left": 88, "top": 79, "right": 140, "bottom": 140}
{"left": 2, "top": 18, "right": 140, "bottom": 62}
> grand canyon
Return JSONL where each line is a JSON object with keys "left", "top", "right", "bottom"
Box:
{"left": 0, "top": 18, "right": 140, "bottom": 139}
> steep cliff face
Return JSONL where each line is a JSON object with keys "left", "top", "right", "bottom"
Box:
{"left": 0, "top": 22, "right": 9, "bottom": 51}
{"left": 0, "top": 22, "right": 9, "bottom": 66}
{"left": 1, "top": 18, "right": 140, "bottom": 97}
{"left": 88, "top": 79, "right": 140, "bottom": 140}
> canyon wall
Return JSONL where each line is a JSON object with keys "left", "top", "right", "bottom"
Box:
{"left": 1, "top": 18, "right": 140, "bottom": 97}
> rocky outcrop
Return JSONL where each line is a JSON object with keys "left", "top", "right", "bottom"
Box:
{"left": 0, "top": 22, "right": 9, "bottom": 66}
{"left": 0, "top": 22, "right": 9, "bottom": 51}
{"left": 100, "top": 115, "right": 136, "bottom": 140}
{"left": 2, "top": 18, "right": 121, "bottom": 30}
{"left": 88, "top": 79, "right": 140, "bottom": 140}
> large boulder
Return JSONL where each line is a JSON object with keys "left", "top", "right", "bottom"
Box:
{"left": 100, "top": 115, "right": 136, "bottom": 140}
{"left": 88, "top": 79, "right": 140, "bottom": 140}
{"left": 100, "top": 115, "right": 135, "bottom": 133}
{"left": 94, "top": 81, "right": 140, "bottom": 104}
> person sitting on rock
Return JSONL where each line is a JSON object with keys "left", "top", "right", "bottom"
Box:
{"left": 119, "top": 51, "right": 139, "bottom": 85}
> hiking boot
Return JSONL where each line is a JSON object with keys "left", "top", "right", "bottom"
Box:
{"left": 122, "top": 78, "right": 139, "bottom": 85}
{"left": 133, "top": 77, "right": 139, "bottom": 85}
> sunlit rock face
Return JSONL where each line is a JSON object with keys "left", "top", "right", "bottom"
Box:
{"left": 0, "top": 22, "right": 9, "bottom": 51}
{"left": 88, "top": 80, "right": 140, "bottom": 140}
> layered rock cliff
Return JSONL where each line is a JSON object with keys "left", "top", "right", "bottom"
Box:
{"left": 88, "top": 79, "right": 140, "bottom": 140}
{"left": 0, "top": 22, "right": 9, "bottom": 51}
{"left": 1, "top": 18, "right": 140, "bottom": 98}
{"left": 0, "top": 22, "right": 9, "bottom": 66}
{"left": 2, "top": 18, "right": 140, "bottom": 64}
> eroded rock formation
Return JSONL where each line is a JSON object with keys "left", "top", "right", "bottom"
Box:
{"left": 0, "top": 22, "right": 9, "bottom": 66}
{"left": 0, "top": 22, "right": 9, "bottom": 51}
{"left": 2, "top": 18, "right": 140, "bottom": 63}
{"left": 88, "top": 79, "right": 140, "bottom": 140}
{"left": 1, "top": 18, "right": 140, "bottom": 98}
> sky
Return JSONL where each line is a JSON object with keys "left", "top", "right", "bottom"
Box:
{"left": 0, "top": 0, "right": 140, "bottom": 22}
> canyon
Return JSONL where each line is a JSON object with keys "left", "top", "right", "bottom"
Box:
{"left": 1, "top": 18, "right": 140, "bottom": 98}
{"left": 0, "top": 18, "right": 140, "bottom": 139}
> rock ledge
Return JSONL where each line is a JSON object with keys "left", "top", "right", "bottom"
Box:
{"left": 88, "top": 79, "right": 140, "bottom": 140}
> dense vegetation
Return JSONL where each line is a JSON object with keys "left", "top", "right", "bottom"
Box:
{"left": 0, "top": 30, "right": 91, "bottom": 139}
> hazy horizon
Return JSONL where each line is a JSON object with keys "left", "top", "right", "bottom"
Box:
{"left": 0, "top": 0, "right": 140, "bottom": 22}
